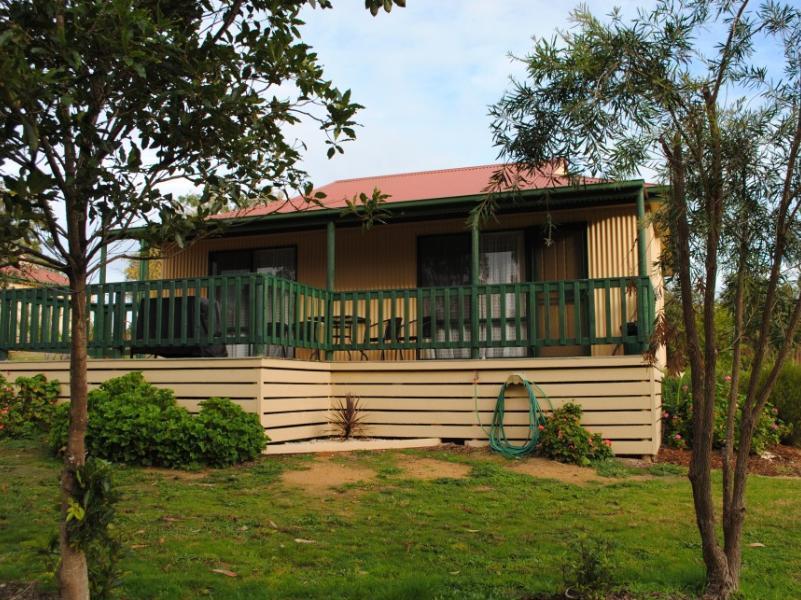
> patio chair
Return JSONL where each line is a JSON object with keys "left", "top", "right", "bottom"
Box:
{"left": 130, "top": 296, "right": 227, "bottom": 358}
{"left": 364, "top": 316, "right": 403, "bottom": 360}
{"left": 264, "top": 321, "right": 290, "bottom": 358}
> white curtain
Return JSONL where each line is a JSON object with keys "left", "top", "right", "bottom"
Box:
{"left": 479, "top": 232, "right": 526, "bottom": 358}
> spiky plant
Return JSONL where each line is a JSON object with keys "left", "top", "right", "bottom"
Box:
{"left": 329, "top": 394, "right": 366, "bottom": 439}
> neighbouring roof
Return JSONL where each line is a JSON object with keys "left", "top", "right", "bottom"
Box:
{"left": 213, "top": 162, "right": 610, "bottom": 221}
{"left": 0, "top": 265, "right": 68, "bottom": 287}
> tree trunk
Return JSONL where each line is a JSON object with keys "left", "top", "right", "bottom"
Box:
{"left": 58, "top": 271, "right": 90, "bottom": 600}
{"left": 688, "top": 441, "right": 736, "bottom": 598}
{"left": 721, "top": 413, "right": 757, "bottom": 595}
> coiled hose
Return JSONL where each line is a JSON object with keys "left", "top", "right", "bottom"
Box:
{"left": 475, "top": 373, "right": 551, "bottom": 459}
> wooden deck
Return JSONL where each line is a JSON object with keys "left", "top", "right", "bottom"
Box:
{"left": 2, "top": 354, "right": 662, "bottom": 455}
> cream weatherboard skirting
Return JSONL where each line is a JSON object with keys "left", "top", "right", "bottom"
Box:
{"left": 1, "top": 355, "right": 663, "bottom": 456}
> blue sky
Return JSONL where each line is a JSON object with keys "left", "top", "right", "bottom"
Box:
{"left": 289, "top": 0, "right": 657, "bottom": 186}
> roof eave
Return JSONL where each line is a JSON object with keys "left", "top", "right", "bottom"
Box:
{"left": 118, "top": 179, "right": 648, "bottom": 241}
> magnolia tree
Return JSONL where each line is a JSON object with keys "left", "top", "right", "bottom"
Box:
{"left": 0, "top": 1, "right": 402, "bottom": 598}
{"left": 488, "top": 1, "right": 801, "bottom": 598}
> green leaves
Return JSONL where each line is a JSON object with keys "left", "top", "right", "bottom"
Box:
{"left": 340, "top": 187, "right": 391, "bottom": 230}
{"left": 49, "top": 373, "right": 267, "bottom": 469}
{"left": 26, "top": 169, "right": 54, "bottom": 195}
{"left": 0, "top": 0, "right": 393, "bottom": 269}
{"left": 365, "top": 0, "right": 405, "bottom": 17}
{"left": 66, "top": 498, "right": 86, "bottom": 523}
{"left": 21, "top": 121, "right": 38, "bottom": 154}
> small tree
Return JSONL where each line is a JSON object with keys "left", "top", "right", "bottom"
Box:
{"left": 0, "top": 1, "right": 402, "bottom": 597}
{"left": 488, "top": 2, "right": 801, "bottom": 598}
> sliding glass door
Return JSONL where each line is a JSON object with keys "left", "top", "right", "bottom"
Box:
{"left": 418, "top": 234, "right": 471, "bottom": 358}
{"left": 417, "top": 231, "right": 525, "bottom": 358}
{"left": 417, "top": 224, "right": 588, "bottom": 359}
{"left": 209, "top": 247, "right": 297, "bottom": 357}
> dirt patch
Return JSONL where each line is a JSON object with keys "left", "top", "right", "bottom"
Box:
{"left": 281, "top": 457, "right": 376, "bottom": 493}
{"left": 144, "top": 467, "right": 210, "bottom": 481}
{"left": 509, "top": 457, "right": 603, "bottom": 485}
{"left": 657, "top": 444, "right": 801, "bottom": 477}
{"left": 396, "top": 456, "right": 471, "bottom": 480}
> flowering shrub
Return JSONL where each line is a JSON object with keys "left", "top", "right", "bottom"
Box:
{"left": 0, "top": 374, "right": 60, "bottom": 438}
{"left": 755, "top": 363, "right": 801, "bottom": 447}
{"left": 661, "top": 373, "right": 790, "bottom": 454}
{"left": 538, "top": 403, "right": 613, "bottom": 466}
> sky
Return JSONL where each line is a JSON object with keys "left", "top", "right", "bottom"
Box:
{"left": 280, "top": 0, "right": 657, "bottom": 187}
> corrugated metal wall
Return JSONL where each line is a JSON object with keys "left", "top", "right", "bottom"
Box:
{"left": 162, "top": 206, "right": 650, "bottom": 289}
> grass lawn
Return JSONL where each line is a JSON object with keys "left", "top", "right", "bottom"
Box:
{"left": 1, "top": 439, "right": 800, "bottom": 600}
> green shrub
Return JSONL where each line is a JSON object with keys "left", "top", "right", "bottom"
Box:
{"left": 50, "top": 372, "right": 267, "bottom": 468}
{"left": 196, "top": 397, "right": 266, "bottom": 467}
{"left": 561, "top": 537, "right": 617, "bottom": 600}
{"left": 0, "top": 374, "right": 60, "bottom": 438}
{"left": 662, "top": 372, "right": 790, "bottom": 454}
{"left": 538, "top": 403, "right": 613, "bottom": 466}
{"left": 758, "top": 363, "right": 801, "bottom": 447}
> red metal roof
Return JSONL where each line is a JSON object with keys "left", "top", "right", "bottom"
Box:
{"left": 1, "top": 265, "right": 69, "bottom": 287}
{"left": 214, "top": 162, "right": 603, "bottom": 220}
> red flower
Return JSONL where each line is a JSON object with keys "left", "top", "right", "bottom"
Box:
{"left": 724, "top": 375, "right": 732, "bottom": 382}
{"left": 603, "top": 439, "right": 612, "bottom": 447}
{"left": 537, "top": 424, "right": 545, "bottom": 431}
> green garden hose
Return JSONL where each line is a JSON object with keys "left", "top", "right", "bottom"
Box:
{"left": 474, "top": 373, "right": 551, "bottom": 459}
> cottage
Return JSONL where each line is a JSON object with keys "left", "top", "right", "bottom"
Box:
{"left": 0, "top": 163, "right": 665, "bottom": 454}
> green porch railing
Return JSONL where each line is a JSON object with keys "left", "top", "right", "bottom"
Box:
{"left": 0, "top": 274, "right": 655, "bottom": 359}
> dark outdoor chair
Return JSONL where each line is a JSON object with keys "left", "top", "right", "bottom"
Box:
{"left": 130, "top": 296, "right": 227, "bottom": 358}
{"left": 363, "top": 317, "right": 404, "bottom": 360}
{"left": 265, "top": 321, "right": 291, "bottom": 358}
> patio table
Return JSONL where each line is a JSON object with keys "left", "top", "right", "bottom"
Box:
{"left": 301, "top": 315, "right": 368, "bottom": 360}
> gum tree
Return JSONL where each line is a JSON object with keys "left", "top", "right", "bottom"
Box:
{"left": 488, "top": 1, "right": 801, "bottom": 597}
{"left": 0, "top": 1, "right": 401, "bottom": 597}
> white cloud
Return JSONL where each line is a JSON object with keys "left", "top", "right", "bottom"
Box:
{"left": 292, "top": 0, "right": 657, "bottom": 186}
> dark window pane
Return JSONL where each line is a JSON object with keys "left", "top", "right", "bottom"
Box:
{"left": 254, "top": 247, "right": 296, "bottom": 280}
{"left": 418, "top": 234, "right": 470, "bottom": 287}
{"left": 210, "top": 250, "right": 251, "bottom": 275}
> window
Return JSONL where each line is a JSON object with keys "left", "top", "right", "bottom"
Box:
{"left": 418, "top": 234, "right": 470, "bottom": 287}
{"left": 254, "top": 247, "right": 296, "bottom": 279}
{"left": 417, "top": 232, "right": 524, "bottom": 286}
{"left": 209, "top": 246, "right": 297, "bottom": 280}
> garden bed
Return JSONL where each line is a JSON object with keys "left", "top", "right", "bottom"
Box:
{"left": 656, "top": 445, "right": 801, "bottom": 477}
